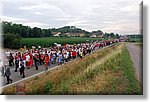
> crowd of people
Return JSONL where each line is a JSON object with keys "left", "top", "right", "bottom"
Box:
{"left": 0, "top": 39, "right": 119, "bottom": 85}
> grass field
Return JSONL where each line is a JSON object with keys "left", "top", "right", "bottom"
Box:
{"left": 134, "top": 43, "right": 143, "bottom": 49}
{"left": 2, "top": 43, "right": 142, "bottom": 95}
{"left": 21, "top": 37, "right": 109, "bottom": 48}
{"left": 128, "top": 38, "right": 142, "bottom": 42}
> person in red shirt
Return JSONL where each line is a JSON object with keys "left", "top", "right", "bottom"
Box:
{"left": 72, "top": 51, "right": 76, "bottom": 59}
{"left": 22, "top": 53, "right": 26, "bottom": 68}
{"left": 29, "top": 53, "right": 33, "bottom": 67}
{"left": 44, "top": 54, "right": 49, "bottom": 71}
{"left": 18, "top": 52, "right": 21, "bottom": 59}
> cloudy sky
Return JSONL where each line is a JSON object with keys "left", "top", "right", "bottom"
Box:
{"left": 1, "top": 0, "right": 142, "bottom": 35}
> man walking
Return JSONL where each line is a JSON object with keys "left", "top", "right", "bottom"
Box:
{"left": 4, "top": 66, "right": 13, "bottom": 84}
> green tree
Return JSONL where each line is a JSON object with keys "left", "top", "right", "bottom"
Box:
{"left": 3, "top": 33, "right": 22, "bottom": 49}
{"left": 42, "top": 29, "right": 51, "bottom": 37}
{"left": 31, "top": 27, "right": 42, "bottom": 37}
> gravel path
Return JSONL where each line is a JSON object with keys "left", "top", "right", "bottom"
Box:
{"left": 126, "top": 43, "right": 142, "bottom": 82}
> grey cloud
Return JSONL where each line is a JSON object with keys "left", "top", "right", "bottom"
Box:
{"left": 1, "top": 0, "right": 142, "bottom": 35}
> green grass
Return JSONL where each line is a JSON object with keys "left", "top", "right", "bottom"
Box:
{"left": 21, "top": 37, "right": 110, "bottom": 48}
{"left": 128, "top": 38, "right": 142, "bottom": 42}
{"left": 120, "top": 47, "right": 142, "bottom": 94}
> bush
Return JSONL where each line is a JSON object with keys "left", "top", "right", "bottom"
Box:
{"left": 3, "top": 33, "right": 22, "bottom": 49}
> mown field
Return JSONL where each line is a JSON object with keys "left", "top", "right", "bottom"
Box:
{"left": 2, "top": 43, "right": 142, "bottom": 95}
{"left": 21, "top": 37, "right": 109, "bottom": 48}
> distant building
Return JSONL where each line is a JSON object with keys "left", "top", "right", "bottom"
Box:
{"left": 51, "top": 32, "right": 61, "bottom": 37}
{"left": 65, "top": 33, "right": 85, "bottom": 37}
{"left": 97, "top": 34, "right": 104, "bottom": 38}
{"left": 72, "top": 33, "right": 79, "bottom": 37}
{"left": 90, "top": 34, "right": 97, "bottom": 38}
{"left": 65, "top": 33, "right": 70, "bottom": 36}
{"left": 78, "top": 33, "right": 85, "bottom": 37}
{"left": 120, "top": 35, "right": 128, "bottom": 39}
{"left": 119, "top": 35, "right": 129, "bottom": 42}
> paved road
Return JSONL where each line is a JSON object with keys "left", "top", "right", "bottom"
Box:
{"left": 1, "top": 62, "right": 60, "bottom": 87}
{"left": 126, "top": 43, "right": 142, "bottom": 82}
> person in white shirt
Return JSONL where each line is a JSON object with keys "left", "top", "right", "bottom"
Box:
{"left": 25, "top": 54, "right": 30, "bottom": 69}
{"left": 5, "top": 51, "right": 10, "bottom": 59}
{"left": 0, "top": 59, "right": 4, "bottom": 76}
{"left": 64, "top": 51, "right": 69, "bottom": 63}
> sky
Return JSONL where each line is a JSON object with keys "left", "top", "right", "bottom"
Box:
{"left": 0, "top": 0, "right": 142, "bottom": 35}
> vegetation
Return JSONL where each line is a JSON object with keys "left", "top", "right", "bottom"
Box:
{"left": 2, "top": 43, "right": 142, "bottom": 95}
{"left": 2, "top": 21, "right": 120, "bottom": 38}
{"left": 21, "top": 37, "right": 109, "bottom": 48}
{"left": 128, "top": 35, "right": 143, "bottom": 42}
{"left": 2, "top": 21, "right": 52, "bottom": 38}
{"left": 3, "top": 33, "right": 21, "bottom": 49}
{"left": 134, "top": 43, "right": 143, "bottom": 49}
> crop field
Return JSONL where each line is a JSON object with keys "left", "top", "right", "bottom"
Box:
{"left": 21, "top": 37, "right": 109, "bottom": 48}
{"left": 2, "top": 43, "right": 142, "bottom": 95}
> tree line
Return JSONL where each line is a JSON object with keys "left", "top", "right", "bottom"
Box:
{"left": 2, "top": 21, "right": 120, "bottom": 38}
{"left": 2, "top": 21, "right": 92, "bottom": 38}
{"left": 2, "top": 21, "right": 51, "bottom": 38}
{"left": 2, "top": 21, "right": 120, "bottom": 49}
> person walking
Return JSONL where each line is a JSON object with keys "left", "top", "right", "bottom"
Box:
{"left": 22, "top": 53, "right": 26, "bottom": 68}
{"left": 58, "top": 52, "right": 63, "bottom": 65}
{"left": 19, "top": 61, "right": 25, "bottom": 78}
{"left": 0, "top": 59, "right": 4, "bottom": 76}
{"left": 44, "top": 54, "right": 49, "bottom": 71}
{"left": 14, "top": 54, "right": 19, "bottom": 72}
{"left": 25, "top": 53, "right": 30, "bottom": 69}
{"left": 4, "top": 66, "right": 13, "bottom": 85}
{"left": 72, "top": 50, "right": 76, "bottom": 59}
{"left": 5, "top": 51, "right": 10, "bottom": 60}
{"left": 9, "top": 53, "right": 14, "bottom": 66}
{"left": 29, "top": 52, "right": 33, "bottom": 67}
{"left": 33, "top": 53, "right": 39, "bottom": 70}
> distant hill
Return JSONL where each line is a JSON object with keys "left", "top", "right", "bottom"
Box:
{"left": 2, "top": 21, "right": 120, "bottom": 38}
{"left": 51, "top": 26, "right": 90, "bottom": 34}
